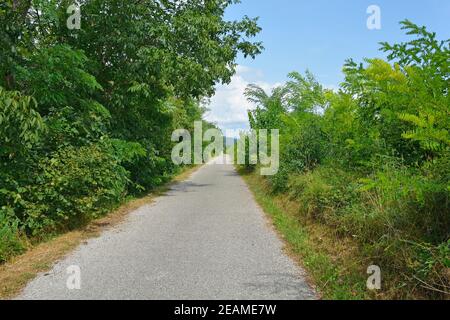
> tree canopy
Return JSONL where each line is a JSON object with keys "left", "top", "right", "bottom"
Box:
{"left": 0, "top": 0, "right": 262, "bottom": 261}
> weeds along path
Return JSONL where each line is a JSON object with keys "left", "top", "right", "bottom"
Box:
{"left": 17, "top": 156, "right": 316, "bottom": 300}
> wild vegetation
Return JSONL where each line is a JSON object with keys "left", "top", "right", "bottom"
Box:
{"left": 242, "top": 21, "right": 449, "bottom": 299}
{"left": 1, "top": 1, "right": 448, "bottom": 300}
{"left": 0, "top": 0, "right": 262, "bottom": 263}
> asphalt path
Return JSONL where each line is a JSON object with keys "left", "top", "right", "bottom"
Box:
{"left": 18, "top": 157, "right": 316, "bottom": 300}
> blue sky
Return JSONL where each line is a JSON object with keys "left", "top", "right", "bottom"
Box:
{"left": 205, "top": 0, "right": 450, "bottom": 133}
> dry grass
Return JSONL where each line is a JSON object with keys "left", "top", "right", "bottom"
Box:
{"left": 0, "top": 165, "right": 200, "bottom": 300}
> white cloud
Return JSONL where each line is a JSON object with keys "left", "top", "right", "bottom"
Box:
{"left": 204, "top": 65, "right": 280, "bottom": 133}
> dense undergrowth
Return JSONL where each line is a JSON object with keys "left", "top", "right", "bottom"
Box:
{"left": 241, "top": 21, "right": 449, "bottom": 299}
{"left": 0, "top": 0, "right": 262, "bottom": 263}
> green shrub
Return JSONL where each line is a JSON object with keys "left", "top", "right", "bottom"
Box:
{"left": 269, "top": 114, "right": 328, "bottom": 193}
{"left": 4, "top": 144, "right": 129, "bottom": 236}
{"left": 284, "top": 163, "right": 449, "bottom": 297}
{"left": 0, "top": 209, "right": 25, "bottom": 263}
{"left": 288, "top": 171, "right": 332, "bottom": 220}
{"left": 0, "top": 87, "right": 45, "bottom": 156}
{"left": 358, "top": 160, "right": 450, "bottom": 243}
{"left": 287, "top": 167, "right": 358, "bottom": 222}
